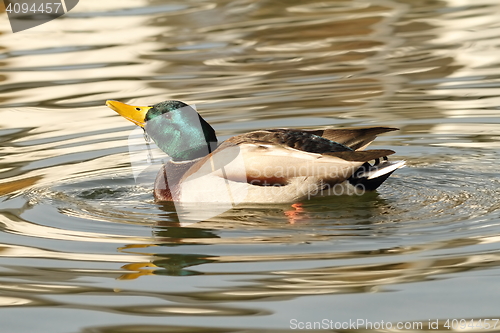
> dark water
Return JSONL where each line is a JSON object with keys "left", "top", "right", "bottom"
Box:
{"left": 1, "top": 0, "right": 500, "bottom": 332}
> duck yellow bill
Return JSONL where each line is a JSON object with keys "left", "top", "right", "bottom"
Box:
{"left": 106, "top": 100, "right": 152, "bottom": 128}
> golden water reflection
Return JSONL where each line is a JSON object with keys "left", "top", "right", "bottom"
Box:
{"left": 1, "top": 0, "right": 500, "bottom": 332}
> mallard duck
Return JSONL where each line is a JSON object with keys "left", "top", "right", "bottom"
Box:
{"left": 106, "top": 100, "right": 405, "bottom": 204}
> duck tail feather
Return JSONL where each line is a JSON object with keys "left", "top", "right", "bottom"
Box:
{"left": 349, "top": 160, "right": 405, "bottom": 191}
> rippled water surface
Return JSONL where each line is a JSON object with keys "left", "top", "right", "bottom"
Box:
{"left": 1, "top": 0, "right": 500, "bottom": 332}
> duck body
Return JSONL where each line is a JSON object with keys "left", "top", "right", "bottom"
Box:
{"left": 107, "top": 100, "right": 405, "bottom": 204}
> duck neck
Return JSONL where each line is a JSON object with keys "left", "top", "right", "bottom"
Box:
{"left": 154, "top": 159, "right": 201, "bottom": 201}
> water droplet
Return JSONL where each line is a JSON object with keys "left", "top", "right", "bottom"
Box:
{"left": 143, "top": 131, "right": 152, "bottom": 143}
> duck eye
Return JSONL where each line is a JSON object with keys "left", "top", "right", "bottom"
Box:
{"left": 135, "top": 108, "right": 141, "bottom": 111}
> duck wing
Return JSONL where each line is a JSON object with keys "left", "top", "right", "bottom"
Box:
{"left": 302, "top": 126, "right": 398, "bottom": 151}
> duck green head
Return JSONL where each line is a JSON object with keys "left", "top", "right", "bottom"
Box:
{"left": 106, "top": 100, "right": 218, "bottom": 161}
